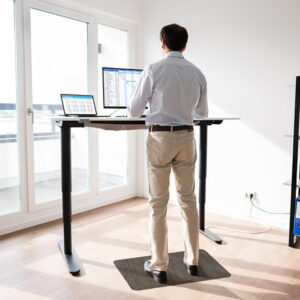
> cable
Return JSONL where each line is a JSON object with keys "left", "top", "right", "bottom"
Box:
{"left": 207, "top": 225, "right": 271, "bottom": 234}
{"left": 249, "top": 194, "right": 290, "bottom": 215}
{"left": 207, "top": 194, "right": 289, "bottom": 235}
{"left": 109, "top": 109, "right": 120, "bottom": 116}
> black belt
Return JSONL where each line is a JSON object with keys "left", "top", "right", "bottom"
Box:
{"left": 149, "top": 125, "right": 193, "bottom": 132}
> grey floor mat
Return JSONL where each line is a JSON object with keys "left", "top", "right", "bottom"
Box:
{"left": 114, "top": 249, "right": 231, "bottom": 290}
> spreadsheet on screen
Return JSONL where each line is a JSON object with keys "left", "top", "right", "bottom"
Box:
{"left": 61, "top": 94, "right": 96, "bottom": 115}
{"left": 102, "top": 67, "right": 142, "bottom": 108}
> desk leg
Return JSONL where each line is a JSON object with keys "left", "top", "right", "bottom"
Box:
{"left": 199, "top": 125, "right": 222, "bottom": 244}
{"left": 58, "top": 125, "right": 80, "bottom": 275}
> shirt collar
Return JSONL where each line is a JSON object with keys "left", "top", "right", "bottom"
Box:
{"left": 165, "top": 51, "right": 184, "bottom": 59}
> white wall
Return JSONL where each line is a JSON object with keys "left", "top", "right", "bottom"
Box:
{"left": 141, "top": 0, "right": 300, "bottom": 228}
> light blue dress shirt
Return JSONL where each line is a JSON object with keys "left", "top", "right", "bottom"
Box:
{"left": 127, "top": 51, "right": 208, "bottom": 126}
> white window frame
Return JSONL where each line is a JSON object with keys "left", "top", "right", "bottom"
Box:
{"left": 0, "top": 0, "right": 140, "bottom": 235}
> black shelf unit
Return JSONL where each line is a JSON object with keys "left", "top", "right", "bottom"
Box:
{"left": 289, "top": 76, "right": 300, "bottom": 247}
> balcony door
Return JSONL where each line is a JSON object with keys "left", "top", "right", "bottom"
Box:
{"left": 0, "top": 0, "right": 139, "bottom": 234}
{"left": 23, "top": 0, "right": 137, "bottom": 212}
{"left": 23, "top": 1, "right": 94, "bottom": 210}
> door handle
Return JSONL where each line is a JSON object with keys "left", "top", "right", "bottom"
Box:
{"left": 27, "top": 107, "right": 34, "bottom": 124}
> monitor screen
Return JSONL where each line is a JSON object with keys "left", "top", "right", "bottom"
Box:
{"left": 102, "top": 67, "right": 143, "bottom": 108}
{"left": 60, "top": 94, "right": 97, "bottom": 115}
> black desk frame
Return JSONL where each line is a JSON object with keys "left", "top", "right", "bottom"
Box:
{"left": 57, "top": 119, "right": 223, "bottom": 275}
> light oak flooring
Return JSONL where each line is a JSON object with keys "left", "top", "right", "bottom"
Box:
{"left": 0, "top": 197, "right": 299, "bottom": 300}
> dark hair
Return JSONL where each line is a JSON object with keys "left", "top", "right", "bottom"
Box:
{"left": 160, "top": 24, "right": 188, "bottom": 51}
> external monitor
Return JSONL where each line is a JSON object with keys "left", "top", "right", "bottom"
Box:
{"left": 102, "top": 67, "right": 143, "bottom": 108}
{"left": 60, "top": 94, "right": 97, "bottom": 116}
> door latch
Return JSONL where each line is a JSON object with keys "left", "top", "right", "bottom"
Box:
{"left": 27, "top": 107, "right": 34, "bottom": 124}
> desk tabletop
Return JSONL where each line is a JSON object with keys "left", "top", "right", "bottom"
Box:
{"left": 51, "top": 116, "right": 240, "bottom": 122}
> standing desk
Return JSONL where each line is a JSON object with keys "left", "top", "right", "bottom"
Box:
{"left": 53, "top": 116, "right": 239, "bottom": 275}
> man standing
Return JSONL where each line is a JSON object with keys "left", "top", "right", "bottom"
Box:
{"left": 127, "top": 23, "right": 208, "bottom": 283}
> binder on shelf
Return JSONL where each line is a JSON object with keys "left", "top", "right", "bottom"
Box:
{"left": 294, "top": 197, "right": 300, "bottom": 236}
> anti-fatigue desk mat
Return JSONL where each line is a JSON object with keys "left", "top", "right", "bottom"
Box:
{"left": 114, "top": 249, "right": 231, "bottom": 291}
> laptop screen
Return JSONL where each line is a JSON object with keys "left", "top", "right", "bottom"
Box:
{"left": 61, "top": 94, "right": 97, "bottom": 116}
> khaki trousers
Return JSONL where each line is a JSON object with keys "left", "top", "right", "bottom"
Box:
{"left": 146, "top": 129, "right": 199, "bottom": 271}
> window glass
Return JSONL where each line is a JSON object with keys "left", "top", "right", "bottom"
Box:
{"left": 98, "top": 24, "right": 128, "bottom": 190}
{"left": 31, "top": 9, "right": 89, "bottom": 203}
{"left": 0, "top": 0, "right": 20, "bottom": 215}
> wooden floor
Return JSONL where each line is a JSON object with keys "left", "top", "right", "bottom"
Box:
{"left": 0, "top": 197, "right": 299, "bottom": 300}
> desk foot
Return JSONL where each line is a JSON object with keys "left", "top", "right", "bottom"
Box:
{"left": 289, "top": 235, "right": 300, "bottom": 248}
{"left": 200, "top": 229, "right": 222, "bottom": 244}
{"left": 58, "top": 240, "right": 80, "bottom": 276}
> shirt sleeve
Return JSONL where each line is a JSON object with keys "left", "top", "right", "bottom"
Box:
{"left": 127, "top": 65, "right": 153, "bottom": 117}
{"left": 194, "top": 78, "right": 208, "bottom": 119}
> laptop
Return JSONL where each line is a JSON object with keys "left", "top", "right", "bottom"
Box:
{"left": 60, "top": 94, "right": 110, "bottom": 117}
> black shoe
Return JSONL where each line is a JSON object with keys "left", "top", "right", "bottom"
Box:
{"left": 144, "top": 260, "right": 167, "bottom": 284}
{"left": 187, "top": 264, "right": 198, "bottom": 276}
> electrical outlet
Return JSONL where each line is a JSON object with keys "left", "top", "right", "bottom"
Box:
{"left": 245, "top": 192, "right": 257, "bottom": 200}
{"left": 244, "top": 192, "right": 258, "bottom": 219}
{"left": 244, "top": 193, "right": 252, "bottom": 218}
